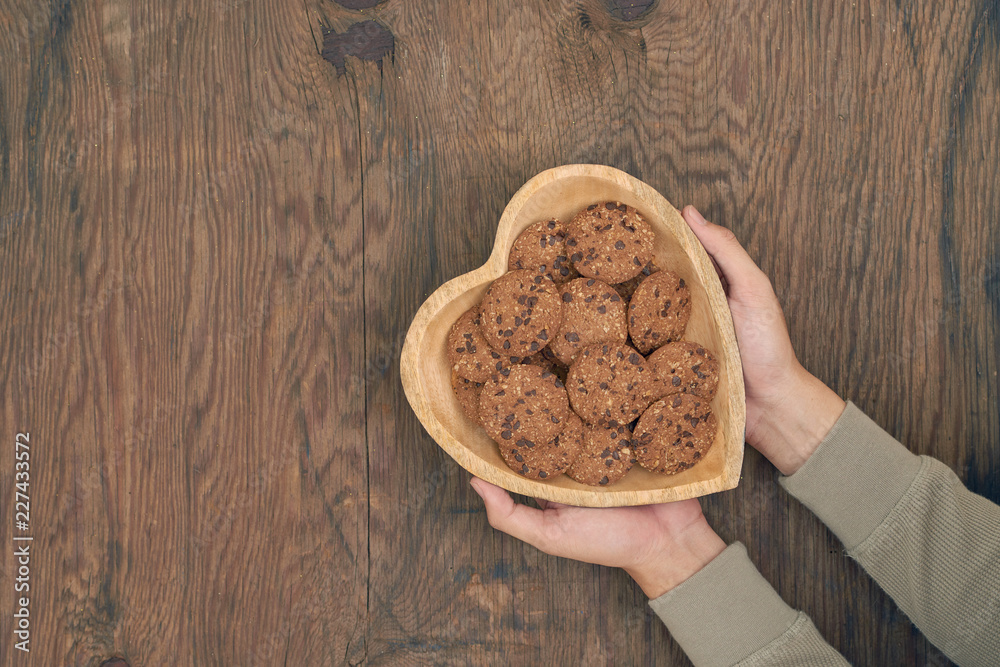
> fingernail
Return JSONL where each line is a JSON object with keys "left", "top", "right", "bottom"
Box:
{"left": 470, "top": 479, "right": 484, "bottom": 498}
{"left": 688, "top": 206, "right": 707, "bottom": 225}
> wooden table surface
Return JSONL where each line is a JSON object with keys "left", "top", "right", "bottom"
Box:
{"left": 1, "top": 0, "right": 997, "bottom": 664}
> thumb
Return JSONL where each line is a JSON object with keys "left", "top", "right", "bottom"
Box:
{"left": 470, "top": 478, "right": 555, "bottom": 550}
{"left": 681, "top": 206, "right": 770, "bottom": 296}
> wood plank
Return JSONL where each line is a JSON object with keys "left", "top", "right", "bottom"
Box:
{"left": 360, "top": 0, "right": 995, "bottom": 665}
{"left": 356, "top": 1, "right": 742, "bottom": 664}
{"left": 0, "top": 0, "right": 369, "bottom": 663}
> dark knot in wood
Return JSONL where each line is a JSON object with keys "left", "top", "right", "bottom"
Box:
{"left": 334, "top": 0, "right": 383, "bottom": 8}
{"left": 321, "top": 20, "right": 395, "bottom": 77}
{"left": 606, "top": 0, "right": 656, "bottom": 21}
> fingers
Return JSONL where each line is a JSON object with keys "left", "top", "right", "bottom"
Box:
{"left": 470, "top": 478, "right": 558, "bottom": 550}
{"left": 681, "top": 206, "right": 770, "bottom": 295}
{"left": 535, "top": 498, "right": 571, "bottom": 511}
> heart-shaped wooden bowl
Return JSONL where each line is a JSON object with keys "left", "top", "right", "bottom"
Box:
{"left": 401, "top": 165, "right": 745, "bottom": 507}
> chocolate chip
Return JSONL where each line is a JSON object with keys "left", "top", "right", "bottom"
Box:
{"left": 562, "top": 292, "right": 573, "bottom": 302}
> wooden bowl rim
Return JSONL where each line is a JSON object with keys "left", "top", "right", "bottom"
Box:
{"left": 401, "top": 164, "right": 745, "bottom": 507}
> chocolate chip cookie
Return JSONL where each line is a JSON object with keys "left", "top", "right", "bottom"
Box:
{"left": 478, "top": 363, "right": 570, "bottom": 448}
{"left": 548, "top": 278, "right": 628, "bottom": 365}
{"left": 451, "top": 369, "right": 484, "bottom": 425}
{"left": 613, "top": 260, "right": 659, "bottom": 302}
{"left": 646, "top": 342, "right": 721, "bottom": 401}
{"left": 633, "top": 393, "right": 717, "bottom": 475}
{"left": 566, "top": 202, "right": 655, "bottom": 283}
{"left": 566, "top": 421, "right": 635, "bottom": 486}
{"left": 508, "top": 218, "right": 579, "bottom": 284}
{"left": 448, "top": 306, "right": 519, "bottom": 382}
{"left": 499, "top": 412, "right": 584, "bottom": 480}
{"left": 521, "top": 347, "right": 569, "bottom": 384}
{"left": 628, "top": 269, "right": 692, "bottom": 354}
{"left": 479, "top": 269, "right": 564, "bottom": 357}
{"left": 566, "top": 343, "right": 655, "bottom": 426}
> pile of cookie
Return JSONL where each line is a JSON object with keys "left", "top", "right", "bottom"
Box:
{"left": 448, "top": 202, "right": 721, "bottom": 486}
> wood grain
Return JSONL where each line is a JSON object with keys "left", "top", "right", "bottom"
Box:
{"left": 0, "top": 0, "right": 996, "bottom": 664}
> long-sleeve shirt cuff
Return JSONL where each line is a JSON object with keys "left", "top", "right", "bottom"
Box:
{"left": 648, "top": 542, "right": 799, "bottom": 666}
{"left": 779, "top": 401, "right": 923, "bottom": 550}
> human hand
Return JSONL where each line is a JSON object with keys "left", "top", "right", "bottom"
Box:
{"left": 470, "top": 478, "right": 726, "bottom": 599}
{"left": 681, "top": 206, "right": 845, "bottom": 475}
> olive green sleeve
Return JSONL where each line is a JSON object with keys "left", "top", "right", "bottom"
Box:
{"left": 781, "top": 402, "right": 1000, "bottom": 666}
{"left": 648, "top": 543, "right": 848, "bottom": 666}
{"left": 649, "top": 402, "right": 1000, "bottom": 666}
